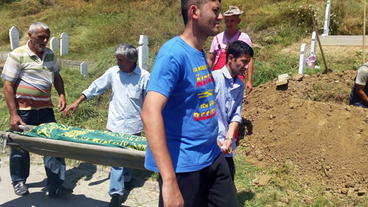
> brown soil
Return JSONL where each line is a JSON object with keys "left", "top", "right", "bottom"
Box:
{"left": 239, "top": 70, "right": 368, "bottom": 196}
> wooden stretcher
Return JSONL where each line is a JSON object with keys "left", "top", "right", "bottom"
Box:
{"left": 0, "top": 125, "right": 146, "bottom": 170}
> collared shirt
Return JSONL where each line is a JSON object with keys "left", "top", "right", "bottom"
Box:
{"left": 1, "top": 41, "right": 59, "bottom": 110}
{"left": 82, "top": 65, "right": 150, "bottom": 134}
{"left": 213, "top": 65, "right": 244, "bottom": 157}
{"left": 209, "top": 30, "right": 252, "bottom": 60}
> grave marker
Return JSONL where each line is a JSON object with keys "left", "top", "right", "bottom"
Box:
{"left": 9, "top": 26, "right": 19, "bottom": 50}
{"left": 137, "top": 35, "right": 149, "bottom": 70}
{"left": 50, "top": 37, "right": 58, "bottom": 53}
{"left": 60, "top": 32, "right": 69, "bottom": 56}
{"left": 80, "top": 61, "right": 88, "bottom": 77}
{"left": 322, "top": 0, "right": 331, "bottom": 36}
{"left": 299, "top": 43, "right": 307, "bottom": 74}
{"left": 310, "top": 31, "right": 316, "bottom": 55}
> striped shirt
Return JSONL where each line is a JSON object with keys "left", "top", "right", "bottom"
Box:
{"left": 1, "top": 41, "right": 60, "bottom": 110}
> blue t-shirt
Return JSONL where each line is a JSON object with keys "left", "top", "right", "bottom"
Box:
{"left": 144, "top": 36, "right": 221, "bottom": 173}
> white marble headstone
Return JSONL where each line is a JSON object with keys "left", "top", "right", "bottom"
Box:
{"left": 50, "top": 37, "right": 58, "bottom": 53}
{"left": 310, "top": 31, "right": 316, "bottom": 56}
{"left": 80, "top": 61, "right": 88, "bottom": 77}
{"left": 299, "top": 43, "right": 307, "bottom": 74}
{"left": 60, "top": 32, "right": 69, "bottom": 56}
{"left": 137, "top": 35, "right": 149, "bottom": 70}
{"left": 322, "top": 1, "right": 331, "bottom": 36}
{"left": 9, "top": 26, "right": 19, "bottom": 50}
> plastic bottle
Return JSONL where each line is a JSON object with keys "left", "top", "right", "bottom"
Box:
{"left": 306, "top": 52, "right": 317, "bottom": 69}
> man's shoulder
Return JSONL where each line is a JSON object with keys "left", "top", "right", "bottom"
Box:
{"left": 239, "top": 31, "right": 250, "bottom": 38}
{"left": 44, "top": 47, "right": 55, "bottom": 55}
{"left": 238, "top": 32, "right": 252, "bottom": 46}
{"left": 212, "top": 69, "right": 225, "bottom": 82}
{"left": 156, "top": 36, "right": 183, "bottom": 57}
{"left": 213, "top": 31, "right": 225, "bottom": 40}
{"left": 141, "top": 68, "right": 150, "bottom": 76}
{"left": 212, "top": 69, "right": 223, "bottom": 76}
{"left": 158, "top": 36, "right": 197, "bottom": 61}
{"left": 107, "top": 65, "right": 120, "bottom": 72}
{"left": 358, "top": 64, "right": 368, "bottom": 74}
{"left": 10, "top": 45, "right": 28, "bottom": 55}
{"left": 137, "top": 66, "right": 150, "bottom": 76}
{"left": 359, "top": 63, "right": 368, "bottom": 69}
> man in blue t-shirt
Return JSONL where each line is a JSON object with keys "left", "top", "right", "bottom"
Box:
{"left": 141, "top": 0, "right": 239, "bottom": 207}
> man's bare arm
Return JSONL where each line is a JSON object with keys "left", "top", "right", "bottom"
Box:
{"left": 3, "top": 80, "right": 25, "bottom": 130}
{"left": 355, "top": 84, "right": 368, "bottom": 106}
{"left": 223, "top": 122, "right": 239, "bottom": 154}
{"left": 63, "top": 95, "right": 87, "bottom": 116}
{"left": 245, "top": 57, "right": 254, "bottom": 94}
{"left": 141, "top": 91, "right": 184, "bottom": 207}
{"left": 207, "top": 53, "right": 216, "bottom": 69}
{"left": 54, "top": 74, "right": 66, "bottom": 112}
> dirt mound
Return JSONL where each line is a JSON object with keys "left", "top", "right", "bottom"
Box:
{"left": 239, "top": 70, "right": 368, "bottom": 196}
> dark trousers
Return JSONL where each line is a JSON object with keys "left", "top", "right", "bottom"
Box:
{"left": 10, "top": 108, "right": 65, "bottom": 192}
{"left": 158, "top": 153, "right": 239, "bottom": 207}
{"left": 225, "top": 157, "right": 235, "bottom": 181}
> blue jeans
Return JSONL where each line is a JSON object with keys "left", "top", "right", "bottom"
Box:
{"left": 10, "top": 108, "right": 66, "bottom": 192}
{"left": 108, "top": 132, "right": 140, "bottom": 196}
{"left": 350, "top": 101, "right": 367, "bottom": 108}
{"left": 108, "top": 166, "right": 133, "bottom": 196}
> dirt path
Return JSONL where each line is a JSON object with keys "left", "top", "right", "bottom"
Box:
{"left": 0, "top": 152, "right": 159, "bottom": 207}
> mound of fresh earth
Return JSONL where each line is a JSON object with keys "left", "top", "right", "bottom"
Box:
{"left": 238, "top": 70, "right": 368, "bottom": 196}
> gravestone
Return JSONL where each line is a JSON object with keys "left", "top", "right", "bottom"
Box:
{"left": 60, "top": 32, "right": 69, "bottom": 56}
{"left": 137, "top": 35, "right": 149, "bottom": 70}
{"left": 9, "top": 26, "right": 19, "bottom": 50}
{"left": 50, "top": 37, "right": 58, "bottom": 53}
{"left": 299, "top": 43, "right": 307, "bottom": 74}
{"left": 80, "top": 61, "right": 88, "bottom": 77}
{"left": 322, "top": 0, "right": 331, "bottom": 36}
{"left": 310, "top": 31, "right": 316, "bottom": 55}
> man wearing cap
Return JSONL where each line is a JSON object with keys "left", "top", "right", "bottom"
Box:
{"left": 208, "top": 5, "right": 254, "bottom": 94}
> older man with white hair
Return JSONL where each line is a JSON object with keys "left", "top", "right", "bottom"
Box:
{"left": 1, "top": 22, "right": 72, "bottom": 197}
{"left": 64, "top": 43, "right": 150, "bottom": 207}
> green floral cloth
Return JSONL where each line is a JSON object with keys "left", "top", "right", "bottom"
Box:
{"left": 15, "top": 123, "right": 146, "bottom": 151}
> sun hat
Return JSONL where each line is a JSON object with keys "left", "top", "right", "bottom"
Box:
{"left": 223, "top": 6, "right": 244, "bottom": 16}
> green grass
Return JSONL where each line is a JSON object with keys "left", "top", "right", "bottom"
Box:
{"left": 1, "top": 0, "right": 368, "bottom": 206}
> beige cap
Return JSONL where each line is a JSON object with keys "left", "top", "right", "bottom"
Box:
{"left": 223, "top": 6, "right": 244, "bottom": 16}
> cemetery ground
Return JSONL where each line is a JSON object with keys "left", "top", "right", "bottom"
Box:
{"left": 0, "top": 151, "right": 160, "bottom": 207}
{"left": 1, "top": 43, "right": 368, "bottom": 207}
{"left": 1, "top": 0, "right": 368, "bottom": 206}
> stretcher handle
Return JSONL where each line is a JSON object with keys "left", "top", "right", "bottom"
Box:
{"left": 1, "top": 125, "right": 24, "bottom": 153}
